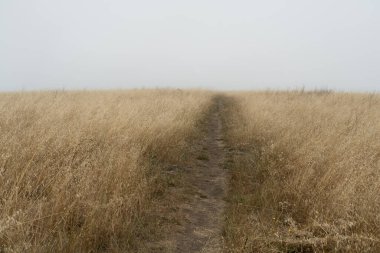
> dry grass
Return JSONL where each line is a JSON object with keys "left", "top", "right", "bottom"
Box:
{"left": 2, "top": 89, "right": 380, "bottom": 252}
{"left": 0, "top": 89, "right": 213, "bottom": 252}
{"left": 222, "top": 91, "right": 380, "bottom": 252}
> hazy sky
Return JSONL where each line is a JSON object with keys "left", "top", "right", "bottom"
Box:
{"left": 0, "top": 0, "right": 379, "bottom": 91}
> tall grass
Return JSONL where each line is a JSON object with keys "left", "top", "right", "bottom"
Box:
{"left": 222, "top": 91, "right": 380, "bottom": 252}
{"left": 0, "top": 89, "right": 213, "bottom": 252}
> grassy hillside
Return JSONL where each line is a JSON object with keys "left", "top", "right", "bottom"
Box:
{"left": 0, "top": 89, "right": 213, "bottom": 252}
{"left": 222, "top": 91, "right": 380, "bottom": 252}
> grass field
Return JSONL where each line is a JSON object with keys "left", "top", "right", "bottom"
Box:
{"left": 222, "top": 91, "right": 380, "bottom": 252}
{"left": 1, "top": 89, "right": 379, "bottom": 252}
{"left": 0, "top": 89, "right": 213, "bottom": 252}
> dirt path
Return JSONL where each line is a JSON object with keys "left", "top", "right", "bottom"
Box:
{"left": 170, "top": 97, "right": 228, "bottom": 252}
{"left": 145, "top": 97, "right": 228, "bottom": 253}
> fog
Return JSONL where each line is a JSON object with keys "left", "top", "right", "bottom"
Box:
{"left": 1, "top": 0, "right": 379, "bottom": 91}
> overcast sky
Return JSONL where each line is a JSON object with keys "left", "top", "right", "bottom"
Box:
{"left": 0, "top": 0, "right": 379, "bottom": 92}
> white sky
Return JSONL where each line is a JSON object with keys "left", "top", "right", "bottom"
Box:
{"left": 0, "top": 0, "right": 379, "bottom": 91}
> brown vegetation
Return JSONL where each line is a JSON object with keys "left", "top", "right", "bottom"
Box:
{"left": 2, "top": 89, "right": 380, "bottom": 253}
{"left": 222, "top": 91, "right": 380, "bottom": 252}
{"left": 0, "top": 89, "right": 213, "bottom": 252}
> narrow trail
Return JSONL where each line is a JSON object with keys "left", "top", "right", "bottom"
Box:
{"left": 172, "top": 97, "right": 228, "bottom": 252}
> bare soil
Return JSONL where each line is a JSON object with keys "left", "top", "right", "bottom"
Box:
{"left": 149, "top": 97, "right": 228, "bottom": 252}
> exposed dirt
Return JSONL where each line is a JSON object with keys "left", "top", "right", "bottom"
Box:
{"left": 150, "top": 97, "right": 228, "bottom": 253}
{"left": 174, "top": 97, "right": 227, "bottom": 252}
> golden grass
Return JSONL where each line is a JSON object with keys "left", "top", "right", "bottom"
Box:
{"left": 222, "top": 91, "right": 380, "bottom": 252}
{"left": 2, "top": 89, "right": 380, "bottom": 252}
{"left": 0, "top": 89, "right": 213, "bottom": 252}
